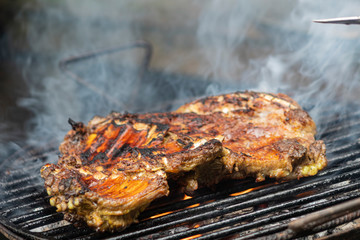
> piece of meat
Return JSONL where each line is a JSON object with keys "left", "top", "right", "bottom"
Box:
{"left": 41, "top": 113, "right": 223, "bottom": 231}
{"left": 176, "top": 91, "right": 327, "bottom": 185}
{"left": 40, "top": 91, "right": 327, "bottom": 231}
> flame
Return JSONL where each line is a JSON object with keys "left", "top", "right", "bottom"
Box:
{"left": 193, "top": 224, "right": 200, "bottom": 228}
{"left": 181, "top": 234, "right": 202, "bottom": 240}
{"left": 229, "top": 188, "right": 255, "bottom": 196}
{"left": 229, "top": 184, "right": 273, "bottom": 197}
{"left": 148, "top": 211, "right": 173, "bottom": 219}
{"left": 186, "top": 203, "right": 200, "bottom": 209}
{"left": 183, "top": 194, "right": 192, "bottom": 200}
{"left": 145, "top": 195, "right": 197, "bottom": 220}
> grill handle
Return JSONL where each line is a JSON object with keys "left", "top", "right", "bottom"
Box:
{"left": 59, "top": 40, "right": 153, "bottom": 108}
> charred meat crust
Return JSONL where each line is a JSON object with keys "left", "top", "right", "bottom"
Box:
{"left": 41, "top": 111, "right": 225, "bottom": 231}
{"left": 175, "top": 91, "right": 327, "bottom": 182}
{"left": 41, "top": 91, "right": 327, "bottom": 231}
{"left": 41, "top": 163, "right": 169, "bottom": 231}
{"left": 163, "top": 139, "right": 223, "bottom": 173}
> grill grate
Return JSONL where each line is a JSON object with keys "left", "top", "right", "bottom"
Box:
{"left": 1, "top": 110, "right": 360, "bottom": 239}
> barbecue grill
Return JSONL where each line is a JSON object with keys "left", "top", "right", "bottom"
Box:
{"left": 1, "top": 105, "right": 360, "bottom": 240}
{"left": 1, "top": 41, "right": 360, "bottom": 240}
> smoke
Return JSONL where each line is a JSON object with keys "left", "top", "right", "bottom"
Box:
{"left": 2, "top": 0, "right": 360, "bottom": 159}
{"left": 5, "top": 1, "right": 144, "bottom": 147}
{"left": 196, "top": 0, "right": 269, "bottom": 83}
{"left": 196, "top": 0, "right": 360, "bottom": 129}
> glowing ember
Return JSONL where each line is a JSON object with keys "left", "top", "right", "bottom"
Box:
{"left": 229, "top": 184, "right": 274, "bottom": 197}
{"left": 193, "top": 224, "right": 200, "bottom": 228}
{"left": 148, "top": 211, "right": 173, "bottom": 219}
{"left": 186, "top": 203, "right": 200, "bottom": 209}
{"left": 183, "top": 194, "right": 193, "bottom": 200}
{"left": 181, "top": 234, "right": 202, "bottom": 240}
{"left": 229, "top": 188, "right": 255, "bottom": 197}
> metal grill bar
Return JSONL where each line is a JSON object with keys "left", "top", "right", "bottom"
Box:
{"left": 0, "top": 199, "right": 47, "bottom": 217}
{"left": 320, "top": 121, "right": 360, "bottom": 139}
{"left": 313, "top": 209, "right": 360, "bottom": 232}
{"left": 42, "top": 225, "right": 94, "bottom": 239}
{"left": 0, "top": 107, "right": 360, "bottom": 239}
{"left": 327, "top": 142, "right": 359, "bottom": 155}
{"left": 325, "top": 129, "right": 360, "bottom": 142}
{"left": 20, "top": 214, "right": 65, "bottom": 230}
{"left": 0, "top": 175, "right": 40, "bottom": 187}
{"left": 187, "top": 191, "right": 360, "bottom": 240}
{"left": 326, "top": 149, "right": 360, "bottom": 165}
{"left": 10, "top": 207, "right": 56, "bottom": 225}
{"left": 0, "top": 152, "right": 355, "bottom": 223}
{"left": 0, "top": 215, "right": 47, "bottom": 240}
{"left": 2, "top": 185, "right": 43, "bottom": 196}
{"left": 242, "top": 224, "right": 288, "bottom": 240}
{"left": 1, "top": 149, "right": 360, "bottom": 239}
{"left": 317, "top": 109, "right": 360, "bottom": 127}
{"left": 100, "top": 165, "right": 360, "bottom": 239}
{"left": 0, "top": 192, "right": 43, "bottom": 209}
{"left": 156, "top": 183, "right": 360, "bottom": 240}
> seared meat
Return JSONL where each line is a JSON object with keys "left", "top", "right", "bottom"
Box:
{"left": 41, "top": 91, "right": 327, "bottom": 231}
{"left": 41, "top": 113, "right": 223, "bottom": 231}
{"left": 176, "top": 91, "right": 327, "bottom": 185}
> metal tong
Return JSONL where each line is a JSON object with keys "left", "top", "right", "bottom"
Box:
{"left": 313, "top": 16, "right": 360, "bottom": 25}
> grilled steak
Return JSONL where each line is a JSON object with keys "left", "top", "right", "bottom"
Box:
{"left": 41, "top": 91, "right": 327, "bottom": 231}
{"left": 41, "top": 113, "right": 222, "bottom": 231}
{"left": 176, "top": 91, "right": 327, "bottom": 188}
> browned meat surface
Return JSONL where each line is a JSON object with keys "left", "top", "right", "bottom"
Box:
{"left": 41, "top": 91, "right": 327, "bottom": 231}
{"left": 176, "top": 92, "right": 327, "bottom": 183}
{"left": 41, "top": 113, "right": 223, "bottom": 231}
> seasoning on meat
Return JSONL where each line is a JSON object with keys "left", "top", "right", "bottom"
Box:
{"left": 41, "top": 91, "right": 327, "bottom": 231}
{"left": 176, "top": 92, "right": 327, "bottom": 186}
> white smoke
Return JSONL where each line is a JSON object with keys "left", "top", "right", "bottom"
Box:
{"left": 196, "top": 0, "right": 360, "bottom": 128}
{"left": 2, "top": 0, "right": 360, "bottom": 153}
{"left": 11, "top": 1, "right": 142, "bottom": 146}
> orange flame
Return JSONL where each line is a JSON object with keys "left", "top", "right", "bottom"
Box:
{"left": 183, "top": 194, "right": 193, "bottom": 200}
{"left": 186, "top": 203, "right": 200, "bottom": 209}
{"left": 229, "top": 188, "right": 255, "bottom": 196}
{"left": 148, "top": 211, "right": 173, "bottom": 219}
{"left": 181, "top": 234, "right": 202, "bottom": 240}
{"left": 229, "top": 184, "right": 273, "bottom": 197}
